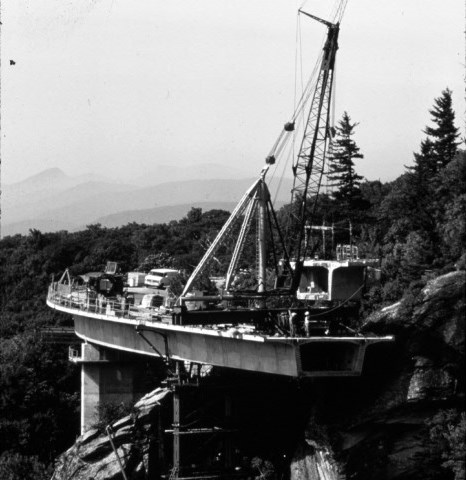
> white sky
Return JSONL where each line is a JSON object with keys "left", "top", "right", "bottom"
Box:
{"left": 1, "top": 0, "right": 465, "bottom": 184}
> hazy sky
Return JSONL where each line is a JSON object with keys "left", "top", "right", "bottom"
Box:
{"left": 1, "top": 0, "right": 464, "bottom": 185}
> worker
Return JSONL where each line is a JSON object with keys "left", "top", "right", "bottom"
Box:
{"left": 279, "top": 311, "right": 288, "bottom": 331}
{"left": 119, "top": 294, "right": 126, "bottom": 316}
{"left": 97, "top": 294, "right": 104, "bottom": 313}
{"left": 304, "top": 311, "right": 311, "bottom": 337}
{"left": 289, "top": 311, "right": 297, "bottom": 337}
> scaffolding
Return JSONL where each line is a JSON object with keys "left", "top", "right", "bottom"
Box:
{"left": 164, "top": 362, "right": 244, "bottom": 480}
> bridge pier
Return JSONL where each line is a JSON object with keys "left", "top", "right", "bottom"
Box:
{"left": 71, "top": 343, "right": 151, "bottom": 434}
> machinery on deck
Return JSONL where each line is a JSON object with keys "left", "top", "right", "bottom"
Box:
{"left": 175, "top": 6, "right": 371, "bottom": 326}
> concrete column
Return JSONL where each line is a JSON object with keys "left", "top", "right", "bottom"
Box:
{"left": 172, "top": 386, "right": 180, "bottom": 471}
{"left": 224, "top": 394, "right": 233, "bottom": 470}
{"left": 79, "top": 343, "right": 138, "bottom": 434}
{"left": 328, "top": 265, "right": 334, "bottom": 301}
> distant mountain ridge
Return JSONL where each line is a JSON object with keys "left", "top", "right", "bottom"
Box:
{"left": 2, "top": 167, "right": 292, "bottom": 236}
{"left": 5, "top": 168, "right": 109, "bottom": 193}
{"left": 90, "top": 202, "right": 240, "bottom": 229}
{"left": 130, "top": 162, "right": 252, "bottom": 186}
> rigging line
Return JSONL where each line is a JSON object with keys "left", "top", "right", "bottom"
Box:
{"left": 294, "top": 0, "right": 347, "bottom": 122}
{"left": 337, "top": 0, "right": 349, "bottom": 23}
{"left": 291, "top": 52, "right": 325, "bottom": 123}
{"left": 268, "top": 29, "right": 325, "bottom": 158}
{"left": 335, "top": 1, "right": 344, "bottom": 22}
{"left": 299, "top": 12, "right": 305, "bottom": 98}
{"left": 270, "top": 136, "right": 294, "bottom": 194}
{"left": 273, "top": 143, "right": 294, "bottom": 206}
{"left": 267, "top": 57, "right": 321, "bottom": 160}
{"left": 292, "top": 13, "right": 300, "bottom": 190}
{"left": 270, "top": 136, "right": 291, "bottom": 187}
{"left": 291, "top": 17, "right": 321, "bottom": 118}
{"left": 330, "top": 0, "right": 347, "bottom": 24}
{"left": 265, "top": 202, "right": 280, "bottom": 276}
{"left": 266, "top": 10, "right": 328, "bottom": 162}
{"left": 267, "top": 153, "right": 281, "bottom": 185}
{"left": 329, "top": 1, "right": 339, "bottom": 24}
{"left": 274, "top": 126, "right": 295, "bottom": 159}
{"left": 325, "top": 61, "right": 337, "bottom": 196}
{"left": 269, "top": 3, "right": 346, "bottom": 181}
{"left": 267, "top": 54, "right": 321, "bottom": 159}
{"left": 271, "top": 141, "right": 291, "bottom": 171}
{"left": 291, "top": 13, "right": 306, "bottom": 158}
{"left": 296, "top": 0, "right": 307, "bottom": 148}
{"left": 329, "top": 0, "right": 348, "bottom": 26}
{"left": 268, "top": 131, "right": 286, "bottom": 157}
{"left": 307, "top": 283, "right": 365, "bottom": 318}
{"left": 106, "top": 426, "right": 129, "bottom": 480}
{"left": 295, "top": 75, "right": 310, "bottom": 149}
{"left": 332, "top": 58, "right": 337, "bottom": 130}
{"left": 294, "top": 12, "right": 300, "bottom": 117}
{"left": 267, "top": 115, "right": 296, "bottom": 204}
{"left": 268, "top": 123, "right": 297, "bottom": 186}
{"left": 294, "top": 59, "right": 318, "bottom": 117}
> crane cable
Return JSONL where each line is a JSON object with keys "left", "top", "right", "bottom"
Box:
{"left": 269, "top": 0, "right": 347, "bottom": 160}
{"left": 306, "top": 283, "right": 364, "bottom": 318}
{"left": 267, "top": 0, "right": 348, "bottom": 210}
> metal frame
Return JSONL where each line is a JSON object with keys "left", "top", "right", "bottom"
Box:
{"left": 289, "top": 13, "right": 340, "bottom": 279}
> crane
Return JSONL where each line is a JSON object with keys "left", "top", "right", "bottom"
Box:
{"left": 178, "top": 8, "right": 341, "bottom": 303}
{"left": 286, "top": 10, "right": 340, "bottom": 291}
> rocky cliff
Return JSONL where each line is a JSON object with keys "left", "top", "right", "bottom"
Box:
{"left": 51, "top": 271, "right": 465, "bottom": 480}
{"left": 52, "top": 388, "right": 171, "bottom": 480}
{"left": 291, "top": 270, "right": 465, "bottom": 480}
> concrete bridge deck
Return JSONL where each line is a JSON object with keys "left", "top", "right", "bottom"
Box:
{"left": 47, "top": 285, "right": 393, "bottom": 378}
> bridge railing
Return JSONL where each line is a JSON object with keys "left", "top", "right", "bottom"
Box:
{"left": 47, "top": 283, "right": 167, "bottom": 322}
{"left": 47, "top": 283, "right": 341, "bottom": 337}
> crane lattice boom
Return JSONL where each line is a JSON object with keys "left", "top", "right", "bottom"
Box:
{"left": 289, "top": 12, "right": 340, "bottom": 275}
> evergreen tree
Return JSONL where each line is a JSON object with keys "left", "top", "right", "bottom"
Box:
{"left": 423, "top": 88, "right": 460, "bottom": 170}
{"left": 410, "top": 138, "right": 436, "bottom": 179}
{"left": 328, "top": 112, "right": 364, "bottom": 209}
{"left": 396, "top": 90, "right": 460, "bottom": 251}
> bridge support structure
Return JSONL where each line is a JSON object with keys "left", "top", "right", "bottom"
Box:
{"left": 164, "top": 362, "right": 237, "bottom": 480}
{"left": 70, "top": 343, "right": 151, "bottom": 434}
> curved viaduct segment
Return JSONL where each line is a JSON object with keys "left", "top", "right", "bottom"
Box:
{"left": 47, "top": 300, "right": 393, "bottom": 378}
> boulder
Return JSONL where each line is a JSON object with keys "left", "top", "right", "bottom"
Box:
{"left": 51, "top": 388, "right": 171, "bottom": 480}
{"left": 290, "top": 439, "right": 342, "bottom": 480}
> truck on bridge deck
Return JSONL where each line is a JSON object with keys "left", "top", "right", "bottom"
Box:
{"left": 47, "top": 278, "right": 392, "bottom": 378}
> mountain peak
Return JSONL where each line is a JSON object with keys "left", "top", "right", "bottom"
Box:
{"left": 30, "top": 167, "right": 67, "bottom": 180}
{"left": 9, "top": 168, "right": 68, "bottom": 188}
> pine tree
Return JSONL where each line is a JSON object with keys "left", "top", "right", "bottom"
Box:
{"left": 328, "top": 111, "right": 364, "bottom": 208}
{"left": 423, "top": 88, "right": 460, "bottom": 170}
{"left": 410, "top": 138, "right": 436, "bottom": 179}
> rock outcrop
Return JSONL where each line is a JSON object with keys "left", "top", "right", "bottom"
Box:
{"left": 290, "top": 439, "right": 342, "bottom": 480}
{"left": 52, "top": 388, "right": 171, "bottom": 480}
{"left": 292, "top": 271, "right": 465, "bottom": 480}
{"left": 362, "top": 271, "right": 464, "bottom": 406}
